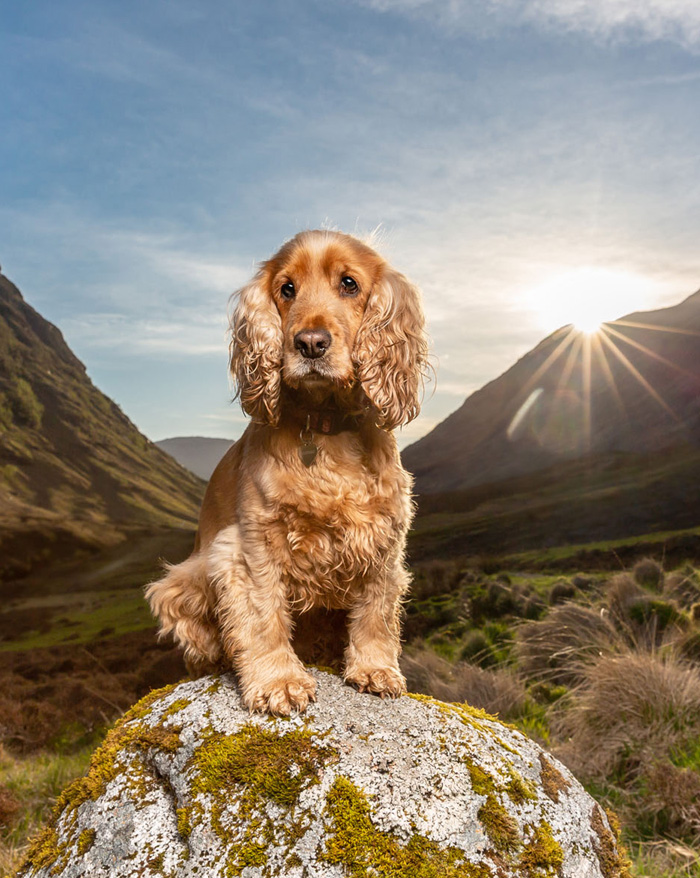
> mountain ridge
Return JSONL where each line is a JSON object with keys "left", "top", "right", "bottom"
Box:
{"left": 0, "top": 272, "right": 204, "bottom": 578}
{"left": 403, "top": 287, "right": 700, "bottom": 495}
{"left": 155, "top": 436, "right": 234, "bottom": 481}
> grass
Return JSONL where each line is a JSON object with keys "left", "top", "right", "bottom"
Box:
{"left": 0, "top": 590, "right": 154, "bottom": 652}
{"left": 629, "top": 840, "right": 700, "bottom": 877}
{"left": 502, "top": 527, "right": 700, "bottom": 571}
{"left": 0, "top": 744, "right": 93, "bottom": 876}
{"left": 408, "top": 446, "right": 700, "bottom": 567}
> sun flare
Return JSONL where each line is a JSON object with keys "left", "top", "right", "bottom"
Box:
{"left": 525, "top": 268, "right": 658, "bottom": 335}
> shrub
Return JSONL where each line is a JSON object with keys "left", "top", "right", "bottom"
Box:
{"left": 487, "top": 581, "right": 517, "bottom": 614}
{"left": 571, "top": 574, "right": 594, "bottom": 591}
{"left": 459, "top": 630, "right": 492, "bottom": 666}
{"left": 9, "top": 379, "right": 43, "bottom": 429}
{"left": 465, "top": 579, "right": 532, "bottom": 623}
{"left": 627, "top": 599, "right": 684, "bottom": 631}
{"left": 411, "top": 561, "right": 463, "bottom": 601}
{"left": 633, "top": 558, "right": 664, "bottom": 592}
{"left": 605, "top": 573, "right": 645, "bottom": 623}
{"left": 548, "top": 581, "right": 576, "bottom": 606}
{"left": 643, "top": 763, "right": 700, "bottom": 839}
{"left": 677, "top": 629, "right": 700, "bottom": 664}
{"left": 664, "top": 569, "right": 700, "bottom": 609}
{"left": 0, "top": 393, "right": 12, "bottom": 430}
{"left": 521, "top": 594, "right": 546, "bottom": 620}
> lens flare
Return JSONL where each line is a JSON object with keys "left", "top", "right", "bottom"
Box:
{"left": 524, "top": 268, "right": 659, "bottom": 335}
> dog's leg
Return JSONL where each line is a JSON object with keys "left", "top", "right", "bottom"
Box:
{"left": 208, "top": 525, "right": 317, "bottom": 715}
{"left": 145, "top": 554, "right": 223, "bottom": 670}
{"left": 343, "top": 561, "right": 408, "bottom": 698}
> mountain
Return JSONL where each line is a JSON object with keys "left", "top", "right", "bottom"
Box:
{"left": 404, "top": 288, "right": 700, "bottom": 496}
{"left": 0, "top": 272, "right": 204, "bottom": 578}
{"left": 156, "top": 436, "right": 234, "bottom": 481}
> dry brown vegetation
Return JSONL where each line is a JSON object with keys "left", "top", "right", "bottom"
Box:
{"left": 401, "top": 555, "right": 700, "bottom": 875}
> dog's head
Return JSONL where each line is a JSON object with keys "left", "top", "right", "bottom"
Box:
{"left": 230, "top": 230, "right": 429, "bottom": 429}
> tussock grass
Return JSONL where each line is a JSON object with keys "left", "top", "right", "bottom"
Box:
{"left": 633, "top": 559, "right": 665, "bottom": 592}
{"left": 515, "top": 603, "right": 621, "bottom": 686}
{"left": 401, "top": 649, "right": 527, "bottom": 720}
{"left": 555, "top": 652, "right": 700, "bottom": 841}
{"left": 556, "top": 652, "right": 700, "bottom": 779}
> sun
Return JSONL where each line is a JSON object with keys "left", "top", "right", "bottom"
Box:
{"left": 525, "top": 267, "right": 658, "bottom": 335}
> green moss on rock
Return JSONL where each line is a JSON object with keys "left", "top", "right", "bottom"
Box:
{"left": 20, "top": 685, "right": 182, "bottom": 876}
{"left": 191, "top": 723, "right": 335, "bottom": 813}
{"left": 182, "top": 723, "right": 337, "bottom": 877}
{"left": 477, "top": 796, "right": 520, "bottom": 853}
{"left": 160, "top": 698, "right": 192, "bottom": 722}
{"left": 322, "top": 776, "right": 493, "bottom": 877}
{"left": 464, "top": 759, "right": 521, "bottom": 852}
{"left": 517, "top": 821, "right": 564, "bottom": 877}
{"left": 176, "top": 807, "right": 192, "bottom": 840}
{"left": 76, "top": 828, "right": 96, "bottom": 856}
{"left": 504, "top": 768, "right": 537, "bottom": 805}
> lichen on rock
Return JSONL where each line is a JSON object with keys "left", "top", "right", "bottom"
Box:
{"left": 16, "top": 670, "right": 629, "bottom": 878}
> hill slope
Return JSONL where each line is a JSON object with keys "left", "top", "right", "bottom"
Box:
{"left": 155, "top": 436, "right": 234, "bottom": 480}
{"left": 0, "top": 272, "right": 204, "bottom": 577}
{"left": 404, "top": 288, "right": 700, "bottom": 495}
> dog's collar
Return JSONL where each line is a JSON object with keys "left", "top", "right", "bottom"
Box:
{"left": 288, "top": 406, "right": 368, "bottom": 436}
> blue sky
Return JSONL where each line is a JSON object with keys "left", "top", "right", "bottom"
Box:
{"left": 2, "top": 0, "right": 699, "bottom": 447}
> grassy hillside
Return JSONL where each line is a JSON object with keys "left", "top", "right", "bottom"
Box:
{"left": 409, "top": 445, "right": 700, "bottom": 564}
{"left": 0, "top": 272, "right": 205, "bottom": 578}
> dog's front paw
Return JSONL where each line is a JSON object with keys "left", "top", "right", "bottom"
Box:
{"left": 243, "top": 670, "right": 317, "bottom": 716}
{"left": 344, "top": 666, "right": 406, "bottom": 699}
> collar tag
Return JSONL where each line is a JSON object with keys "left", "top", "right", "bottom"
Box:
{"left": 299, "top": 415, "right": 318, "bottom": 467}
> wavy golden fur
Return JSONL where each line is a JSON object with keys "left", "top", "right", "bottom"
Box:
{"left": 146, "top": 229, "right": 429, "bottom": 715}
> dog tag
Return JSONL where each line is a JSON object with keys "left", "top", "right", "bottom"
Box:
{"left": 299, "top": 440, "right": 318, "bottom": 467}
{"left": 299, "top": 415, "right": 318, "bottom": 467}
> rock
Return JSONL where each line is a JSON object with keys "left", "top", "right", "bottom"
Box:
{"left": 18, "top": 670, "right": 629, "bottom": 878}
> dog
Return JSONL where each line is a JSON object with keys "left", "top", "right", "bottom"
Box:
{"left": 146, "top": 229, "right": 429, "bottom": 715}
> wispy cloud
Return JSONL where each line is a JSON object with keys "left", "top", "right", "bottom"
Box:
{"left": 61, "top": 312, "right": 227, "bottom": 356}
{"left": 362, "top": 0, "right": 700, "bottom": 47}
{"left": 0, "top": 202, "right": 249, "bottom": 357}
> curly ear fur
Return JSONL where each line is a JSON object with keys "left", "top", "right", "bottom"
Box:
{"left": 353, "top": 267, "right": 429, "bottom": 430}
{"left": 229, "top": 271, "right": 283, "bottom": 425}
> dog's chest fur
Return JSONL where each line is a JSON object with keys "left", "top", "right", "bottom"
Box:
{"left": 259, "top": 437, "right": 412, "bottom": 609}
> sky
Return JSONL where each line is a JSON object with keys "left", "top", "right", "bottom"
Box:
{"left": 1, "top": 0, "right": 699, "bottom": 448}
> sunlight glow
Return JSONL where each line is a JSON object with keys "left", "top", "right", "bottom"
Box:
{"left": 505, "top": 307, "right": 691, "bottom": 458}
{"left": 525, "top": 268, "right": 659, "bottom": 335}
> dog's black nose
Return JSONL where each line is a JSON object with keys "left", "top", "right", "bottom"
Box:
{"left": 294, "top": 329, "right": 331, "bottom": 359}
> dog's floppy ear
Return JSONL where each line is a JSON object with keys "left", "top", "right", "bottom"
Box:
{"left": 229, "top": 269, "right": 284, "bottom": 425}
{"left": 353, "top": 266, "right": 429, "bottom": 430}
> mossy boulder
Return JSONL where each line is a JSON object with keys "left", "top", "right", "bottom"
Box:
{"left": 18, "top": 671, "right": 628, "bottom": 878}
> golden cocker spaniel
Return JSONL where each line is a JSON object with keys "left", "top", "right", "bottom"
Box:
{"left": 146, "top": 229, "right": 429, "bottom": 714}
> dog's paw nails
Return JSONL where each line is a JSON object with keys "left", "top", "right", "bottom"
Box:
{"left": 245, "top": 673, "right": 317, "bottom": 716}
{"left": 345, "top": 667, "right": 406, "bottom": 699}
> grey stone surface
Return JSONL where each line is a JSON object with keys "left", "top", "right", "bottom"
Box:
{"left": 18, "top": 670, "right": 626, "bottom": 877}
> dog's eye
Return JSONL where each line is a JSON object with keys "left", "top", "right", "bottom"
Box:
{"left": 280, "top": 281, "right": 296, "bottom": 300}
{"left": 340, "top": 276, "right": 359, "bottom": 296}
